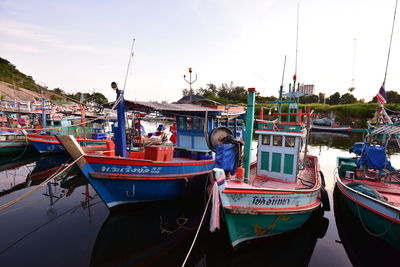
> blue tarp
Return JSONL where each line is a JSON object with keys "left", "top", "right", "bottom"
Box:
{"left": 349, "top": 142, "right": 364, "bottom": 155}
{"left": 356, "top": 144, "right": 388, "bottom": 170}
{"left": 215, "top": 144, "right": 238, "bottom": 175}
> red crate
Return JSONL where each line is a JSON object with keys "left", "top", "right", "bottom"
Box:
{"left": 144, "top": 145, "right": 174, "bottom": 161}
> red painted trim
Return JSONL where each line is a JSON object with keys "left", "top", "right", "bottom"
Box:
{"left": 29, "top": 138, "right": 59, "bottom": 144}
{"left": 259, "top": 121, "right": 303, "bottom": 126}
{"left": 85, "top": 155, "right": 215, "bottom": 166}
{"left": 255, "top": 129, "right": 304, "bottom": 134}
{"left": 338, "top": 182, "right": 400, "bottom": 223}
{"left": 89, "top": 170, "right": 211, "bottom": 180}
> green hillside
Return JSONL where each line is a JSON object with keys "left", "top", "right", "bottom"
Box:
{"left": 0, "top": 57, "right": 47, "bottom": 92}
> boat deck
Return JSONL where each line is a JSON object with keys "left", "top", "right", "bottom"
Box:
{"left": 342, "top": 177, "right": 400, "bottom": 207}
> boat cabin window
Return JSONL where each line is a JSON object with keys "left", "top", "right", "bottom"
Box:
{"left": 273, "top": 135, "right": 283, "bottom": 146}
{"left": 187, "top": 117, "right": 192, "bottom": 130}
{"left": 262, "top": 135, "right": 270, "bottom": 145}
{"left": 178, "top": 117, "right": 184, "bottom": 130}
{"left": 285, "top": 136, "right": 295, "bottom": 147}
{"left": 193, "top": 117, "right": 201, "bottom": 130}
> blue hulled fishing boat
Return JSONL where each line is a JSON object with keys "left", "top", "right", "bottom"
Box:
{"left": 58, "top": 82, "right": 245, "bottom": 208}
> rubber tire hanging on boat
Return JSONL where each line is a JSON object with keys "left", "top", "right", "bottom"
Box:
{"left": 208, "top": 127, "right": 233, "bottom": 152}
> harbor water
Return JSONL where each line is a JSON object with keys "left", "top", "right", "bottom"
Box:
{"left": 0, "top": 132, "right": 399, "bottom": 266}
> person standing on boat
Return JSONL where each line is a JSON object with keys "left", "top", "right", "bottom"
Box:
{"left": 169, "top": 122, "right": 176, "bottom": 144}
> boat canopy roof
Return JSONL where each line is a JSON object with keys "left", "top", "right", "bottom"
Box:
{"left": 371, "top": 123, "right": 400, "bottom": 135}
{"left": 105, "top": 100, "right": 245, "bottom": 118}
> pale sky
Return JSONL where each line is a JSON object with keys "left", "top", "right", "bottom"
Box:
{"left": 0, "top": 0, "right": 399, "bottom": 103}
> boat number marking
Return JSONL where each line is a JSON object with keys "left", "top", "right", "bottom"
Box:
{"left": 101, "top": 166, "right": 162, "bottom": 174}
{"left": 252, "top": 196, "right": 290, "bottom": 206}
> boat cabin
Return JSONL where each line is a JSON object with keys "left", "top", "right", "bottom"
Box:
{"left": 255, "top": 121, "right": 305, "bottom": 182}
{"left": 121, "top": 100, "right": 245, "bottom": 159}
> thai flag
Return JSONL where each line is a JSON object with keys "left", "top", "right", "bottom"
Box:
{"left": 376, "top": 82, "right": 387, "bottom": 104}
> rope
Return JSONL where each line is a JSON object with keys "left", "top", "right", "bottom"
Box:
{"left": 7, "top": 135, "right": 31, "bottom": 162}
{"left": 0, "top": 155, "right": 83, "bottom": 211}
{"left": 355, "top": 199, "right": 399, "bottom": 237}
{"left": 181, "top": 188, "right": 212, "bottom": 267}
{"left": 383, "top": 106, "right": 400, "bottom": 114}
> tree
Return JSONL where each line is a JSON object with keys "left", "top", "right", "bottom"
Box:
{"left": 326, "top": 92, "right": 341, "bottom": 105}
{"left": 340, "top": 93, "right": 357, "bottom": 104}
{"left": 300, "top": 94, "right": 319, "bottom": 104}
{"left": 318, "top": 93, "right": 325, "bottom": 104}
{"left": 52, "top": 88, "right": 65, "bottom": 95}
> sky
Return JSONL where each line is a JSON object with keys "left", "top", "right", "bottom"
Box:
{"left": 0, "top": 0, "right": 399, "bottom": 103}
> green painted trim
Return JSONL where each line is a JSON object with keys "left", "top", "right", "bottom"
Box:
{"left": 271, "top": 152, "right": 281, "bottom": 173}
{"left": 261, "top": 151, "right": 269, "bottom": 171}
{"left": 284, "top": 154, "right": 294, "bottom": 174}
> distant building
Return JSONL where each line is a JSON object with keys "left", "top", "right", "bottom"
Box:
{"left": 299, "top": 84, "right": 315, "bottom": 95}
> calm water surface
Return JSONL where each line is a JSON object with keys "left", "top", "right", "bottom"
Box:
{"left": 0, "top": 132, "right": 399, "bottom": 267}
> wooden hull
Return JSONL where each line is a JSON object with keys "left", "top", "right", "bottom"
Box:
{"left": 0, "top": 140, "right": 33, "bottom": 155}
{"left": 214, "top": 160, "right": 323, "bottom": 247}
{"left": 311, "top": 124, "right": 351, "bottom": 132}
{"left": 336, "top": 176, "right": 400, "bottom": 249}
{"left": 222, "top": 208, "right": 315, "bottom": 247}
{"left": 27, "top": 134, "right": 106, "bottom": 153}
{"left": 57, "top": 135, "right": 214, "bottom": 208}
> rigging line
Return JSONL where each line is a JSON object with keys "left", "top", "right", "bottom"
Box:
{"left": 123, "top": 38, "right": 136, "bottom": 92}
{"left": 384, "top": 0, "right": 398, "bottom": 82}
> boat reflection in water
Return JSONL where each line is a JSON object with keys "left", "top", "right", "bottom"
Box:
{"left": 200, "top": 208, "right": 329, "bottom": 267}
{"left": 90, "top": 198, "right": 206, "bottom": 267}
{"left": 0, "top": 153, "right": 86, "bottom": 203}
{"left": 334, "top": 187, "right": 399, "bottom": 266}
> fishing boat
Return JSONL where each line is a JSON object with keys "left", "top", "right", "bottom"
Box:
{"left": 336, "top": 122, "right": 400, "bottom": 250}
{"left": 57, "top": 82, "right": 244, "bottom": 209}
{"left": 311, "top": 113, "right": 351, "bottom": 133}
{"left": 336, "top": 0, "right": 400, "bottom": 250}
{"left": 25, "top": 133, "right": 107, "bottom": 153}
{"left": 334, "top": 187, "right": 399, "bottom": 265}
{"left": 22, "top": 98, "right": 109, "bottom": 153}
{"left": 0, "top": 130, "right": 35, "bottom": 155}
{"left": 210, "top": 84, "right": 329, "bottom": 247}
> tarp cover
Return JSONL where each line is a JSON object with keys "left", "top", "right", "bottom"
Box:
{"left": 215, "top": 144, "right": 238, "bottom": 175}
{"left": 356, "top": 145, "right": 388, "bottom": 170}
{"left": 347, "top": 182, "right": 387, "bottom": 202}
{"left": 349, "top": 142, "right": 365, "bottom": 155}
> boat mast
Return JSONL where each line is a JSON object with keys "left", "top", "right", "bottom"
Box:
{"left": 278, "top": 55, "right": 287, "bottom": 123}
{"left": 243, "top": 88, "right": 256, "bottom": 180}
{"left": 114, "top": 39, "right": 135, "bottom": 157}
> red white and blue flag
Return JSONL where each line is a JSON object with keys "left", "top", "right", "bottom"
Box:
{"left": 376, "top": 82, "right": 387, "bottom": 104}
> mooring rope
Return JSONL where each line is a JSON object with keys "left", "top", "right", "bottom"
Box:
{"left": 0, "top": 155, "right": 83, "bottom": 211}
{"left": 355, "top": 199, "right": 399, "bottom": 237}
{"left": 181, "top": 188, "right": 212, "bottom": 267}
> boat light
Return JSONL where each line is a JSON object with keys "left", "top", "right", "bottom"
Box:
{"left": 111, "top": 82, "right": 118, "bottom": 90}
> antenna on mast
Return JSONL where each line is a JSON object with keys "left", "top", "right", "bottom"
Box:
{"left": 123, "top": 38, "right": 136, "bottom": 92}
